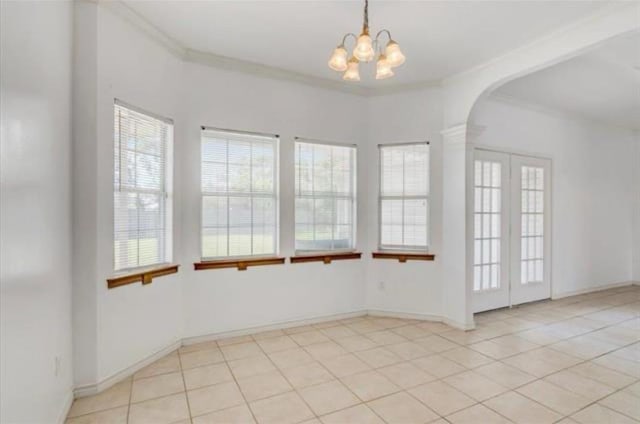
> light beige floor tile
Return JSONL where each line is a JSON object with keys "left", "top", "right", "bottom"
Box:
{"left": 446, "top": 404, "right": 512, "bottom": 424}
{"left": 414, "top": 334, "right": 459, "bottom": 353}
{"left": 183, "top": 362, "right": 233, "bottom": 390}
{"left": 623, "top": 381, "right": 640, "bottom": 397}
{"left": 131, "top": 372, "right": 184, "bottom": 403}
{"left": 227, "top": 354, "right": 276, "bottom": 379}
{"left": 393, "top": 325, "right": 432, "bottom": 339}
{"left": 280, "top": 362, "right": 334, "bottom": 388}
{"left": 65, "top": 406, "right": 128, "bottom": 424}
{"left": 568, "top": 362, "right": 636, "bottom": 389}
{"left": 249, "top": 392, "right": 314, "bottom": 424}
{"left": 446, "top": 347, "right": 494, "bottom": 368}
{"left": 298, "top": 380, "right": 360, "bottom": 415}
{"left": 268, "top": 347, "right": 315, "bottom": 370}
{"left": 367, "top": 392, "right": 439, "bottom": 424}
{"left": 514, "top": 328, "right": 564, "bottom": 346}
{"left": 516, "top": 380, "right": 591, "bottom": 416}
{"left": 593, "top": 354, "right": 640, "bottom": 378}
{"left": 571, "top": 403, "right": 638, "bottom": 424}
{"left": 411, "top": 354, "right": 467, "bottom": 378}
{"left": 409, "top": 380, "right": 476, "bottom": 416}
{"left": 180, "top": 348, "right": 225, "bottom": 370}
{"left": 415, "top": 321, "right": 455, "bottom": 334}
{"left": 252, "top": 329, "right": 286, "bottom": 340}
{"left": 320, "top": 325, "right": 357, "bottom": 339}
{"left": 313, "top": 320, "right": 341, "bottom": 330}
{"left": 320, "top": 353, "right": 372, "bottom": 378}
{"left": 365, "top": 330, "right": 408, "bottom": 346}
{"left": 377, "top": 361, "right": 438, "bottom": 389}
{"left": 599, "top": 391, "right": 640, "bottom": 420}
{"left": 474, "top": 361, "right": 536, "bottom": 389}
{"left": 334, "top": 335, "right": 378, "bottom": 352}
{"left": 255, "top": 335, "right": 297, "bottom": 353}
{"left": 341, "top": 370, "right": 400, "bottom": 401}
{"left": 346, "top": 320, "right": 384, "bottom": 334}
{"left": 192, "top": 404, "right": 256, "bottom": 424}
{"left": 444, "top": 370, "right": 509, "bottom": 401}
{"left": 217, "top": 335, "right": 254, "bottom": 346}
{"left": 284, "top": 324, "right": 316, "bottom": 335}
{"left": 385, "top": 341, "right": 431, "bottom": 360}
{"left": 550, "top": 335, "right": 618, "bottom": 360}
{"left": 290, "top": 330, "right": 331, "bottom": 346}
{"left": 67, "top": 379, "right": 132, "bottom": 418}
{"left": 543, "top": 369, "right": 615, "bottom": 401}
{"left": 320, "top": 404, "right": 384, "bottom": 424}
{"left": 134, "top": 353, "right": 181, "bottom": 379}
{"left": 221, "top": 342, "right": 264, "bottom": 361}
{"left": 355, "top": 347, "right": 403, "bottom": 368}
{"left": 304, "top": 341, "right": 348, "bottom": 360}
{"left": 187, "top": 381, "right": 245, "bottom": 417}
{"left": 483, "top": 391, "right": 562, "bottom": 424}
{"left": 179, "top": 341, "right": 218, "bottom": 354}
{"left": 128, "top": 393, "right": 190, "bottom": 424}
{"left": 236, "top": 370, "right": 292, "bottom": 401}
{"left": 468, "top": 340, "right": 521, "bottom": 359}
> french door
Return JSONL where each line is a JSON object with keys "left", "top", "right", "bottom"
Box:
{"left": 473, "top": 149, "right": 551, "bottom": 313}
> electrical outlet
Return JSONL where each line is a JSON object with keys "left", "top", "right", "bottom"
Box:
{"left": 378, "top": 281, "right": 385, "bottom": 290}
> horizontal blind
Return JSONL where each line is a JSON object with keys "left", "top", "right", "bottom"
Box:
{"left": 113, "top": 101, "right": 172, "bottom": 271}
{"left": 201, "top": 128, "right": 278, "bottom": 259}
{"left": 295, "top": 141, "right": 356, "bottom": 252}
{"left": 379, "top": 143, "right": 429, "bottom": 250}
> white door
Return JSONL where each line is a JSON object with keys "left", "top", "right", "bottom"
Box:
{"left": 473, "top": 150, "right": 551, "bottom": 312}
{"left": 510, "top": 155, "right": 552, "bottom": 306}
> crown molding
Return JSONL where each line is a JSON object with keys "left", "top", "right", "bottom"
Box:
{"left": 97, "top": 0, "right": 443, "bottom": 98}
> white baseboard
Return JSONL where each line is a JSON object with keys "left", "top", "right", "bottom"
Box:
{"left": 367, "top": 309, "right": 475, "bottom": 331}
{"left": 551, "top": 281, "right": 635, "bottom": 300}
{"left": 74, "top": 340, "right": 181, "bottom": 398}
{"left": 56, "top": 389, "right": 74, "bottom": 424}
{"left": 182, "top": 310, "right": 367, "bottom": 346}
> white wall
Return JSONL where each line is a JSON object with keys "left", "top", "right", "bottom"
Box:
{"left": 179, "top": 61, "right": 369, "bottom": 340}
{"left": 634, "top": 133, "right": 640, "bottom": 282}
{"left": 473, "top": 98, "right": 637, "bottom": 296}
{"left": 364, "top": 89, "right": 445, "bottom": 317}
{"left": 1, "top": 1, "right": 74, "bottom": 422}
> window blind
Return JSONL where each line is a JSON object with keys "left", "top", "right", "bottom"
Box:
{"left": 113, "top": 101, "right": 173, "bottom": 271}
{"left": 379, "top": 143, "right": 429, "bottom": 251}
{"left": 201, "top": 128, "right": 278, "bottom": 259}
{"left": 295, "top": 140, "right": 356, "bottom": 252}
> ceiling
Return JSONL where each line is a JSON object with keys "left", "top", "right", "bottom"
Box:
{"left": 495, "top": 32, "right": 640, "bottom": 130}
{"left": 122, "top": 0, "right": 614, "bottom": 88}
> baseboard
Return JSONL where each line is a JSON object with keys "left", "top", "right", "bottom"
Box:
{"left": 551, "top": 281, "right": 635, "bottom": 300}
{"left": 74, "top": 339, "right": 181, "bottom": 398}
{"left": 56, "top": 388, "right": 74, "bottom": 424}
{"left": 367, "top": 309, "right": 475, "bottom": 331}
{"left": 182, "top": 310, "right": 367, "bottom": 346}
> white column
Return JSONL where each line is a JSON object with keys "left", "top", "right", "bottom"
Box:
{"left": 440, "top": 124, "right": 484, "bottom": 330}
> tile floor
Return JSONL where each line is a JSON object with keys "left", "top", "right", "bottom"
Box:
{"left": 66, "top": 286, "right": 639, "bottom": 423}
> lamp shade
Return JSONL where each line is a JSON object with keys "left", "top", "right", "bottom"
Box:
{"left": 354, "top": 32, "right": 375, "bottom": 62}
{"left": 375, "top": 54, "right": 394, "bottom": 80}
{"left": 385, "top": 40, "right": 405, "bottom": 67}
{"left": 328, "top": 45, "right": 348, "bottom": 72}
{"left": 343, "top": 57, "right": 360, "bottom": 81}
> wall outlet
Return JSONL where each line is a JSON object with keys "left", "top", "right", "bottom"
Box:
{"left": 54, "top": 356, "right": 61, "bottom": 377}
{"left": 378, "top": 281, "right": 385, "bottom": 291}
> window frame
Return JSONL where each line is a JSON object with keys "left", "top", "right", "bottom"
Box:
{"left": 112, "top": 99, "right": 174, "bottom": 273}
{"left": 294, "top": 138, "right": 358, "bottom": 255}
{"left": 199, "top": 126, "right": 280, "bottom": 261}
{"left": 378, "top": 141, "right": 430, "bottom": 253}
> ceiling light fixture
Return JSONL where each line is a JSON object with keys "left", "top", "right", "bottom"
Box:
{"left": 328, "top": 0, "right": 405, "bottom": 81}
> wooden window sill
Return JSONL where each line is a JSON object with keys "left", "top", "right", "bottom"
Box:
{"left": 372, "top": 252, "right": 435, "bottom": 262}
{"left": 290, "top": 252, "right": 362, "bottom": 264}
{"left": 107, "top": 264, "right": 179, "bottom": 289}
{"left": 194, "top": 257, "right": 285, "bottom": 271}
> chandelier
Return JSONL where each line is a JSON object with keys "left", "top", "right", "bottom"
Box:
{"left": 328, "top": 0, "right": 405, "bottom": 81}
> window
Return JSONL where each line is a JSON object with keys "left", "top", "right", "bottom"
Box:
{"left": 295, "top": 140, "right": 356, "bottom": 252}
{"left": 201, "top": 128, "right": 278, "bottom": 259}
{"left": 113, "top": 101, "right": 173, "bottom": 271}
{"left": 379, "top": 143, "right": 429, "bottom": 251}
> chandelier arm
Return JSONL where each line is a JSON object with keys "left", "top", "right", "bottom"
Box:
{"left": 375, "top": 29, "right": 392, "bottom": 45}
{"left": 340, "top": 32, "right": 358, "bottom": 48}
{"left": 363, "top": 0, "right": 369, "bottom": 32}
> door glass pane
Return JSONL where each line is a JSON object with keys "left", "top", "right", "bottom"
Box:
{"left": 520, "top": 166, "right": 544, "bottom": 284}
{"left": 473, "top": 160, "right": 502, "bottom": 292}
